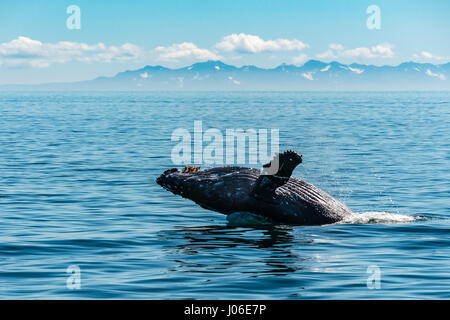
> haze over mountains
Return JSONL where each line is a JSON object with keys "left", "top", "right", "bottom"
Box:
{"left": 2, "top": 60, "right": 450, "bottom": 90}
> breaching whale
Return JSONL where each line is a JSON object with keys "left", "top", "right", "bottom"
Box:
{"left": 156, "top": 150, "right": 353, "bottom": 225}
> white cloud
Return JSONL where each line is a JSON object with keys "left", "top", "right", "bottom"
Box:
{"left": 316, "top": 43, "right": 395, "bottom": 62}
{"left": 413, "top": 51, "right": 444, "bottom": 60}
{"left": 0, "top": 36, "right": 142, "bottom": 68}
{"left": 140, "top": 72, "right": 149, "bottom": 79}
{"left": 320, "top": 65, "right": 330, "bottom": 72}
{"left": 292, "top": 53, "right": 308, "bottom": 66}
{"left": 329, "top": 43, "right": 344, "bottom": 50}
{"left": 426, "top": 69, "right": 446, "bottom": 80}
{"left": 215, "top": 33, "right": 308, "bottom": 53}
{"left": 342, "top": 43, "right": 394, "bottom": 59}
{"left": 421, "top": 51, "right": 433, "bottom": 59}
{"left": 316, "top": 50, "right": 337, "bottom": 60}
{"left": 154, "top": 42, "right": 220, "bottom": 62}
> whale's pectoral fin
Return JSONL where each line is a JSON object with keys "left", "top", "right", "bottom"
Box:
{"left": 251, "top": 150, "right": 302, "bottom": 199}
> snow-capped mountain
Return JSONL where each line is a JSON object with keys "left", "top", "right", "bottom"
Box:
{"left": 2, "top": 60, "right": 450, "bottom": 90}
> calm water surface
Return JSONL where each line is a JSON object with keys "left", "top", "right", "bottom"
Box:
{"left": 0, "top": 91, "right": 449, "bottom": 299}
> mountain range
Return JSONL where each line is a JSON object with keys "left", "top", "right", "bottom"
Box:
{"left": 2, "top": 60, "right": 450, "bottom": 90}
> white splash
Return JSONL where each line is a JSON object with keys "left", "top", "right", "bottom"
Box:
{"left": 338, "top": 212, "right": 418, "bottom": 225}
{"left": 226, "top": 211, "right": 422, "bottom": 226}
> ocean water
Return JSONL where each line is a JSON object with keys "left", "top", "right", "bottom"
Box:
{"left": 0, "top": 91, "right": 449, "bottom": 299}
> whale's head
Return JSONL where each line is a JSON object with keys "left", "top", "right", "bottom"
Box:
{"left": 156, "top": 168, "right": 195, "bottom": 195}
{"left": 156, "top": 166, "right": 256, "bottom": 214}
{"left": 156, "top": 167, "right": 221, "bottom": 201}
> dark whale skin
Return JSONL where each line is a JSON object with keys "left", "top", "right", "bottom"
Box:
{"left": 156, "top": 166, "right": 353, "bottom": 225}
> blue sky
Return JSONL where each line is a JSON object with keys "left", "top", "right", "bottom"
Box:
{"left": 0, "top": 0, "right": 449, "bottom": 84}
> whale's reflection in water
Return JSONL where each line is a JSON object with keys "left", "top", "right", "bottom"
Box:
{"left": 157, "top": 223, "right": 324, "bottom": 277}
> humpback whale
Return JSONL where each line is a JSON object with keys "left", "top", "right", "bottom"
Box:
{"left": 156, "top": 150, "right": 353, "bottom": 225}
